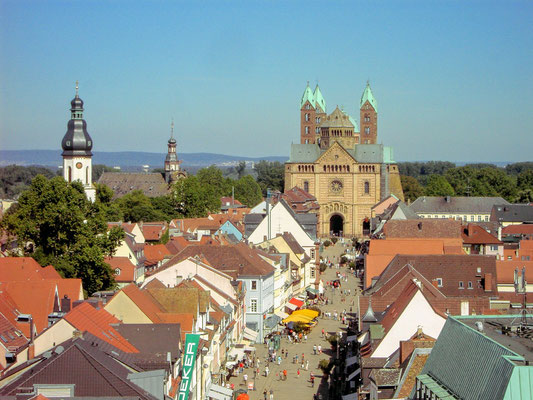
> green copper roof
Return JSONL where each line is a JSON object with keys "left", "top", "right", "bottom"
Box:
{"left": 504, "top": 366, "right": 533, "bottom": 399}
{"left": 313, "top": 85, "right": 326, "bottom": 112}
{"left": 360, "top": 81, "right": 378, "bottom": 112}
{"left": 347, "top": 115, "right": 359, "bottom": 132}
{"left": 300, "top": 83, "right": 315, "bottom": 109}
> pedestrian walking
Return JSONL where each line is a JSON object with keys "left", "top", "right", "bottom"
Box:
{"left": 263, "top": 389, "right": 267, "bottom": 400}
{"left": 269, "top": 389, "right": 274, "bottom": 400}
{"left": 243, "top": 373, "right": 248, "bottom": 386}
{"left": 321, "top": 328, "right": 325, "bottom": 338}
{"left": 297, "top": 369, "right": 300, "bottom": 378}
{"left": 306, "top": 360, "right": 309, "bottom": 370}
{"left": 277, "top": 355, "right": 282, "bottom": 365}
{"left": 265, "top": 366, "right": 269, "bottom": 377}
{"left": 311, "top": 375, "right": 315, "bottom": 387}
{"left": 301, "top": 361, "right": 305, "bottom": 369}
{"left": 313, "top": 344, "right": 317, "bottom": 355}
{"left": 283, "top": 369, "right": 287, "bottom": 381}
{"left": 285, "top": 350, "right": 288, "bottom": 359}
{"left": 318, "top": 344, "right": 322, "bottom": 354}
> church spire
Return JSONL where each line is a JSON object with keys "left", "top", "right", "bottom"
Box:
{"left": 360, "top": 81, "right": 378, "bottom": 112}
{"left": 313, "top": 84, "right": 326, "bottom": 113}
{"left": 300, "top": 81, "right": 315, "bottom": 109}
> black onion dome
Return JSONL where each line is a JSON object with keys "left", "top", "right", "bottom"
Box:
{"left": 70, "top": 96, "right": 84, "bottom": 110}
{"left": 168, "top": 137, "right": 177, "bottom": 144}
{"left": 61, "top": 96, "right": 93, "bottom": 156}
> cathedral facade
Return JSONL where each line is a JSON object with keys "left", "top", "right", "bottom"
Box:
{"left": 284, "top": 82, "right": 403, "bottom": 237}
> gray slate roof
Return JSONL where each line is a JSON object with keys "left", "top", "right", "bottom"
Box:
{"left": 289, "top": 143, "right": 396, "bottom": 164}
{"left": 416, "top": 316, "right": 523, "bottom": 400}
{"left": 491, "top": 204, "right": 533, "bottom": 223}
{"left": 289, "top": 144, "right": 322, "bottom": 163}
{"left": 98, "top": 172, "right": 169, "bottom": 198}
{"left": 410, "top": 196, "right": 510, "bottom": 214}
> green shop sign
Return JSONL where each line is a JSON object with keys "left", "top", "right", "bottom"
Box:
{"left": 178, "top": 333, "right": 201, "bottom": 400}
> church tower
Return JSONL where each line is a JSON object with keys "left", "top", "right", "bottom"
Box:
{"left": 164, "top": 120, "right": 182, "bottom": 184}
{"left": 61, "top": 81, "right": 95, "bottom": 202}
{"left": 300, "top": 82, "right": 327, "bottom": 145}
{"left": 359, "top": 81, "right": 378, "bottom": 144}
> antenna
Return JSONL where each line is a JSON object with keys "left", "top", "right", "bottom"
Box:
{"left": 170, "top": 118, "right": 174, "bottom": 139}
{"left": 75, "top": 80, "right": 79, "bottom": 97}
{"left": 512, "top": 266, "right": 529, "bottom": 327}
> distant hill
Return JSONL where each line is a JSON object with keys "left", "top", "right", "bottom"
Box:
{"left": 0, "top": 150, "right": 288, "bottom": 169}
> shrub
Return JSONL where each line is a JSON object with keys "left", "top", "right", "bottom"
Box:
{"left": 326, "top": 334, "right": 338, "bottom": 347}
{"left": 348, "top": 261, "right": 356, "bottom": 270}
{"left": 323, "top": 240, "right": 331, "bottom": 247}
{"left": 319, "top": 263, "right": 327, "bottom": 273}
{"left": 318, "top": 359, "right": 331, "bottom": 374}
{"left": 340, "top": 256, "right": 348, "bottom": 264}
{"left": 331, "top": 237, "right": 338, "bottom": 244}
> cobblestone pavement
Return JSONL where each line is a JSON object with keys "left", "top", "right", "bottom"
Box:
{"left": 227, "top": 242, "right": 360, "bottom": 400}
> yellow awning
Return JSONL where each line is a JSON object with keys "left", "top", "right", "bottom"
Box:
{"left": 292, "top": 309, "right": 319, "bottom": 319}
{"left": 282, "top": 314, "right": 314, "bottom": 324}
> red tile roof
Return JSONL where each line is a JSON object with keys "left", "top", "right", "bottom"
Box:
{"left": 0, "top": 257, "right": 52, "bottom": 281}
{"left": 144, "top": 244, "right": 171, "bottom": 267}
{"left": 383, "top": 219, "right": 462, "bottom": 239}
{"left": 0, "top": 312, "right": 28, "bottom": 350}
{"left": 461, "top": 224, "right": 502, "bottom": 245}
{"left": 141, "top": 223, "right": 167, "bottom": 241}
{"left": 156, "top": 313, "right": 194, "bottom": 340}
{"left": 119, "top": 284, "right": 164, "bottom": 322}
{"left": 64, "top": 302, "right": 138, "bottom": 353}
{"left": 105, "top": 257, "right": 136, "bottom": 283}
{"left": 496, "top": 260, "right": 533, "bottom": 284}
{"left": 40, "top": 265, "right": 62, "bottom": 279}
{"left": 165, "top": 236, "right": 192, "bottom": 254}
{"left": 502, "top": 224, "right": 533, "bottom": 235}
{"left": 221, "top": 197, "right": 243, "bottom": 207}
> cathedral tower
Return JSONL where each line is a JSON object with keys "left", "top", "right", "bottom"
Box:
{"left": 164, "top": 120, "right": 182, "bottom": 184}
{"left": 61, "top": 81, "right": 95, "bottom": 201}
{"left": 359, "top": 81, "right": 378, "bottom": 144}
{"left": 300, "top": 83, "right": 327, "bottom": 144}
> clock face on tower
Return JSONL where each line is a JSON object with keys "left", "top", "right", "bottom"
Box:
{"left": 76, "top": 162, "right": 83, "bottom": 169}
{"left": 331, "top": 180, "right": 343, "bottom": 192}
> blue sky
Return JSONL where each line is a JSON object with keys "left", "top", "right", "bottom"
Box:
{"left": 1, "top": 0, "right": 532, "bottom": 162}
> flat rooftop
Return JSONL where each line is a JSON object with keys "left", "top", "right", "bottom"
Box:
{"left": 457, "top": 315, "right": 533, "bottom": 363}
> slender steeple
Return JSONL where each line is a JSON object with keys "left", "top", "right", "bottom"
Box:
{"left": 165, "top": 119, "right": 181, "bottom": 183}
{"left": 360, "top": 80, "right": 378, "bottom": 112}
{"left": 313, "top": 84, "right": 326, "bottom": 113}
{"left": 300, "top": 81, "right": 315, "bottom": 109}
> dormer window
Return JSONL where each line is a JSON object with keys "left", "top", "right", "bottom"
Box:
{"left": 115, "top": 268, "right": 120, "bottom": 276}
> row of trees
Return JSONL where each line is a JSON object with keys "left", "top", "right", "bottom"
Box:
{"left": 399, "top": 162, "right": 533, "bottom": 203}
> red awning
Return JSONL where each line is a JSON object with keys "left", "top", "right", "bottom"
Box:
{"left": 289, "top": 298, "right": 304, "bottom": 308}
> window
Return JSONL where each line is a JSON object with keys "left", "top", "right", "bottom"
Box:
{"left": 250, "top": 299, "right": 258, "bottom": 313}
{"left": 467, "top": 281, "right": 473, "bottom": 289}
{"left": 436, "top": 278, "right": 443, "bottom": 287}
{"left": 485, "top": 215, "right": 489, "bottom": 221}
{"left": 305, "top": 104, "right": 310, "bottom": 110}
{"left": 459, "top": 281, "right": 464, "bottom": 289}
{"left": 303, "top": 181, "right": 309, "bottom": 192}
{"left": 478, "top": 215, "right": 482, "bottom": 222}
{"left": 364, "top": 181, "right": 370, "bottom": 194}
{"left": 305, "top": 126, "right": 309, "bottom": 134}
{"left": 365, "top": 127, "right": 370, "bottom": 134}
{"left": 364, "top": 114, "right": 370, "bottom": 122}
{"left": 251, "top": 280, "right": 257, "bottom": 290}
{"left": 311, "top": 267, "right": 316, "bottom": 279}
{"left": 305, "top": 113, "right": 310, "bottom": 121}
{"left": 310, "top": 248, "right": 315, "bottom": 259}
{"left": 470, "top": 216, "right": 474, "bottom": 221}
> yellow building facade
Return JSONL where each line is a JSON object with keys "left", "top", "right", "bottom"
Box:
{"left": 285, "top": 83, "right": 404, "bottom": 237}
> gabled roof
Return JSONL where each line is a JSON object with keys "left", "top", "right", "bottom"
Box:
{"left": 64, "top": 302, "right": 139, "bottom": 353}
{"left": 372, "top": 195, "right": 400, "bottom": 215}
{"left": 0, "top": 311, "right": 27, "bottom": 349}
{"left": 141, "top": 223, "right": 167, "bottom": 241}
{"left": 0, "top": 257, "right": 54, "bottom": 281}
{"left": 281, "top": 232, "right": 306, "bottom": 255}
{"left": 114, "top": 323, "right": 181, "bottom": 361}
{"left": 495, "top": 260, "right": 533, "bottom": 284}
{"left": 117, "top": 284, "right": 165, "bottom": 323}
{"left": 105, "top": 256, "right": 137, "bottom": 282}
{"left": 165, "top": 236, "right": 191, "bottom": 254}
{"left": 289, "top": 143, "right": 322, "bottom": 163}
{"left": 360, "top": 81, "right": 378, "bottom": 112}
{"left": 169, "top": 243, "right": 276, "bottom": 279}
{"left": 0, "top": 337, "right": 155, "bottom": 399}
{"left": 502, "top": 224, "right": 533, "bottom": 235}
{"left": 98, "top": 172, "right": 169, "bottom": 199}
{"left": 320, "top": 106, "right": 354, "bottom": 128}
{"left": 0, "top": 281, "right": 58, "bottom": 333}
{"left": 461, "top": 224, "right": 502, "bottom": 245}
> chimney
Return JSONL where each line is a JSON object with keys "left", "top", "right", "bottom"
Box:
{"left": 445, "top": 196, "right": 451, "bottom": 203}
{"left": 61, "top": 295, "right": 71, "bottom": 313}
{"left": 498, "top": 226, "right": 502, "bottom": 241}
{"left": 28, "top": 342, "right": 35, "bottom": 360}
{"left": 72, "top": 330, "right": 83, "bottom": 339}
{"left": 484, "top": 273, "right": 493, "bottom": 292}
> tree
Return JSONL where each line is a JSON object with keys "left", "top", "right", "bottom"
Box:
{"left": 517, "top": 170, "right": 533, "bottom": 190}
{"left": 424, "top": 175, "right": 454, "bottom": 196}
{"left": 1, "top": 175, "right": 123, "bottom": 294}
{"left": 234, "top": 175, "right": 262, "bottom": 207}
{"left": 506, "top": 162, "right": 533, "bottom": 175}
{"left": 400, "top": 175, "right": 424, "bottom": 203}
{"left": 196, "top": 166, "right": 231, "bottom": 198}
{"left": 91, "top": 164, "right": 115, "bottom": 182}
{"left": 94, "top": 183, "right": 123, "bottom": 221}
{"left": 115, "top": 190, "right": 166, "bottom": 222}
{"left": 0, "top": 165, "right": 55, "bottom": 199}
{"left": 150, "top": 195, "right": 180, "bottom": 221}
{"left": 172, "top": 176, "right": 220, "bottom": 218}
{"left": 236, "top": 161, "right": 247, "bottom": 179}
{"left": 254, "top": 161, "right": 285, "bottom": 195}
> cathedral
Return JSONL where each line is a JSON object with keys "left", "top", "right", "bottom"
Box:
{"left": 284, "top": 82, "right": 404, "bottom": 237}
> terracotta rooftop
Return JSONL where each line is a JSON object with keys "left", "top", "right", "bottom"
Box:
{"left": 118, "top": 284, "right": 164, "bottom": 323}
{"left": 144, "top": 244, "right": 171, "bottom": 266}
{"left": 496, "top": 260, "right": 533, "bottom": 284}
{"left": 105, "top": 256, "right": 137, "bottom": 283}
{"left": 461, "top": 224, "right": 502, "bottom": 245}
{"left": 64, "top": 302, "right": 139, "bottom": 353}
{"left": 502, "top": 224, "right": 533, "bottom": 235}
{"left": 169, "top": 242, "right": 276, "bottom": 279}
{"left": 0, "top": 257, "right": 58, "bottom": 281}
{"left": 165, "top": 236, "right": 192, "bottom": 254}
{"left": 146, "top": 287, "right": 210, "bottom": 315}
{"left": 0, "top": 311, "right": 27, "bottom": 350}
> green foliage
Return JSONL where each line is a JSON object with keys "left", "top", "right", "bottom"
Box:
{"left": 326, "top": 334, "right": 338, "bottom": 347}
{"left": 1, "top": 175, "right": 123, "bottom": 294}
{"left": 517, "top": 170, "right": 533, "bottom": 190}
{"left": 400, "top": 175, "right": 424, "bottom": 203}
{"left": 0, "top": 165, "right": 55, "bottom": 198}
{"left": 172, "top": 175, "right": 220, "bottom": 218}
{"left": 307, "top": 305, "right": 321, "bottom": 316}
{"left": 323, "top": 240, "right": 331, "bottom": 247}
{"left": 319, "top": 262, "right": 327, "bottom": 272}
{"left": 196, "top": 166, "right": 231, "bottom": 198}
{"left": 331, "top": 237, "right": 338, "bottom": 244}
{"left": 318, "top": 359, "right": 332, "bottom": 374}
{"left": 116, "top": 190, "right": 167, "bottom": 223}
{"left": 150, "top": 195, "right": 180, "bottom": 221}
{"left": 444, "top": 167, "right": 517, "bottom": 201}
{"left": 505, "top": 162, "right": 533, "bottom": 175}
{"left": 254, "top": 161, "right": 285, "bottom": 195}
{"left": 424, "top": 175, "right": 455, "bottom": 196}
{"left": 398, "top": 161, "right": 456, "bottom": 179}
{"left": 159, "top": 228, "right": 170, "bottom": 244}
{"left": 293, "top": 321, "right": 308, "bottom": 333}
{"left": 91, "top": 164, "right": 115, "bottom": 182}
{"left": 234, "top": 175, "right": 262, "bottom": 207}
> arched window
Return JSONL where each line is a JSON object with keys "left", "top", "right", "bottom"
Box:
{"left": 303, "top": 181, "right": 309, "bottom": 192}
{"left": 68, "top": 166, "right": 72, "bottom": 183}
{"left": 305, "top": 113, "right": 310, "bottom": 121}
{"left": 364, "top": 181, "right": 370, "bottom": 194}
{"left": 86, "top": 166, "right": 89, "bottom": 184}
{"left": 305, "top": 126, "right": 309, "bottom": 134}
